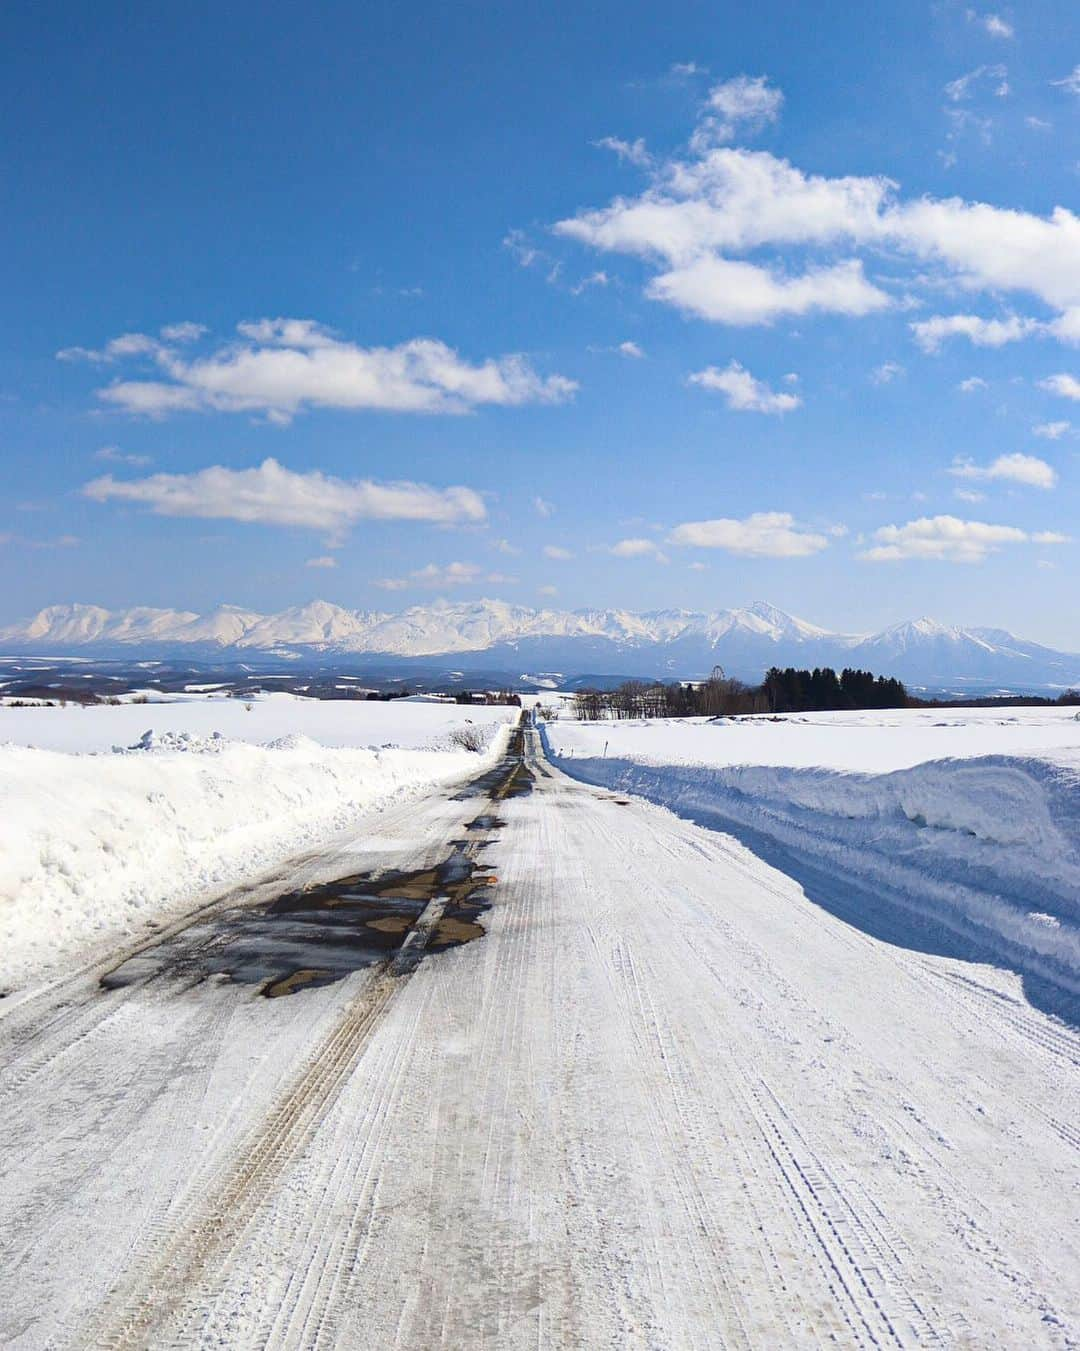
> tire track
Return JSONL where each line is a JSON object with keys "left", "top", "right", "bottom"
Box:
{"left": 84, "top": 968, "right": 398, "bottom": 1349}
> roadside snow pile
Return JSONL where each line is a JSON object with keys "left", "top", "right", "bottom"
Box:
{"left": 0, "top": 723, "right": 510, "bottom": 989}
{"left": 0, "top": 690, "right": 515, "bottom": 754}
{"left": 546, "top": 728, "right": 1080, "bottom": 989}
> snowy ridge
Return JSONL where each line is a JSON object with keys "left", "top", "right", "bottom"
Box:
{"left": 0, "top": 598, "right": 845, "bottom": 653}
{"left": 3, "top": 598, "right": 1079, "bottom": 687}
{"left": 545, "top": 732, "right": 1080, "bottom": 991}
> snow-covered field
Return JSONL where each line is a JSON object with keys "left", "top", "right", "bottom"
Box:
{"left": 0, "top": 689, "right": 512, "bottom": 754}
{"left": 0, "top": 696, "right": 515, "bottom": 988}
{"left": 547, "top": 704, "right": 1080, "bottom": 772}
{"left": 545, "top": 706, "right": 1080, "bottom": 998}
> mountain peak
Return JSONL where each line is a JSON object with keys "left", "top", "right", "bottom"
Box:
{"left": 1, "top": 599, "right": 1077, "bottom": 689}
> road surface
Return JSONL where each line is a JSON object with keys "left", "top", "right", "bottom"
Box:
{"left": 1, "top": 721, "right": 1077, "bottom": 1347}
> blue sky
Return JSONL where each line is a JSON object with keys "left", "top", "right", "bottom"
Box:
{"left": 3, "top": 0, "right": 1080, "bottom": 645}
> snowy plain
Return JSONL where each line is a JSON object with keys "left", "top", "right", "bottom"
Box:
{"left": 0, "top": 695, "right": 515, "bottom": 989}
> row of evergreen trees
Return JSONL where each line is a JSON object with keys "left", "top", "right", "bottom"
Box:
{"left": 573, "top": 665, "right": 908, "bottom": 721}
{"left": 763, "top": 666, "right": 907, "bottom": 713}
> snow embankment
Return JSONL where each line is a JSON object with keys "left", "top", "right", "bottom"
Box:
{"left": 545, "top": 725, "right": 1080, "bottom": 990}
{"left": 0, "top": 718, "right": 511, "bottom": 990}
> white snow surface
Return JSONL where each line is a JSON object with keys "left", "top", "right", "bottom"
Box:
{"left": 0, "top": 699, "right": 514, "bottom": 987}
{"left": 2, "top": 726, "right": 1078, "bottom": 1346}
{"left": 545, "top": 707, "right": 1080, "bottom": 988}
{"left": 0, "top": 689, "right": 513, "bottom": 753}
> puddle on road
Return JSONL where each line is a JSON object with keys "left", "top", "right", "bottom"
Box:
{"left": 100, "top": 729, "right": 533, "bottom": 999}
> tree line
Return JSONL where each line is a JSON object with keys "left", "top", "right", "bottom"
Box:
{"left": 573, "top": 665, "right": 909, "bottom": 721}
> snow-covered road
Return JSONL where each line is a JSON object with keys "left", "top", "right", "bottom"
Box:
{"left": 2, "top": 724, "right": 1077, "bottom": 1347}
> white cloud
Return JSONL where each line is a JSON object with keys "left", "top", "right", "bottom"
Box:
{"left": 543, "top": 545, "right": 574, "bottom": 560}
{"left": 911, "top": 312, "right": 1040, "bottom": 352}
{"left": 958, "top": 376, "right": 989, "bottom": 392}
{"left": 83, "top": 458, "right": 487, "bottom": 542}
{"left": 58, "top": 323, "right": 206, "bottom": 364}
{"left": 69, "top": 319, "right": 576, "bottom": 419}
{"left": 305, "top": 555, "right": 338, "bottom": 569}
{"left": 94, "top": 446, "right": 152, "bottom": 467}
{"left": 617, "top": 340, "right": 646, "bottom": 359}
{"left": 860, "top": 514, "right": 1040, "bottom": 562}
{"left": 570, "top": 270, "right": 611, "bottom": 295}
{"left": 981, "top": 13, "right": 1014, "bottom": 38}
{"left": 954, "top": 487, "right": 986, "bottom": 502}
{"left": 533, "top": 496, "right": 555, "bottom": 518}
{"left": 651, "top": 256, "right": 889, "bottom": 325}
{"left": 492, "top": 537, "right": 522, "bottom": 555}
{"left": 948, "top": 452, "right": 1057, "bottom": 489}
{"left": 1033, "top": 530, "right": 1070, "bottom": 544}
{"left": 693, "top": 76, "right": 784, "bottom": 148}
{"left": 1026, "top": 116, "right": 1052, "bottom": 131}
{"left": 159, "top": 322, "right": 207, "bottom": 343}
{"left": 669, "top": 511, "right": 830, "bottom": 557}
{"left": 871, "top": 361, "right": 905, "bottom": 384}
{"left": 538, "top": 584, "right": 559, "bottom": 597}
{"left": 945, "top": 64, "right": 1009, "bottom": 102}
{"left": 594, "top": 136, "right": 652, "bottom": 167}
{"left": 503, "top": 229, "right": 542, "bottom": 268}
{"left": 688, "top": 360, "right": 802, "bottom": 413}
{"left": 1040, "top": 373, "right": 1080, "bottom": 401}
{"left": 58, "top": 332, "right": 163, "bottom": 363}
{"left": 553, "top": 113, "right": 1080, "bottom": 334}
{"left": 1052, "top": 65, "right": 1080, "bottom": 96}
{"left": 374, "top": 561, "right": 514, "bottom": 591}
{"left": 609, "top": 537, "right": 668, "bottom": 561}
{"left": 1034, "top": 420, "right": 1071, "bottom": 439}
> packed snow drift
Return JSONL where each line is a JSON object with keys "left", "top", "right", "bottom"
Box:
{"left": 545, "top": 707, "right": 1080, "bottom": 994}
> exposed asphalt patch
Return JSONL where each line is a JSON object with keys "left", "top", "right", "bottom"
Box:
{"left": 100, "top": 724, "right": 530, "bottom": 999}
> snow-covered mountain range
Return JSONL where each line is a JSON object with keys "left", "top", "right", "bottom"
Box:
{"left": 3, "top": 599, "right": 1078, "bottom": 690}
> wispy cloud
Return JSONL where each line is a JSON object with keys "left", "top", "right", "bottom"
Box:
{"left": 593, "top": 136, "right": 652, "bottom": 168}
{"left": 1034, "top": 420, "right": 1071, "bottom": 439}
{"left": 83, "top": 458, "right": 487, "bottom": 543}
{"left": 948, "top": 452, "right": 1057, "bottom": 489}
{"left": 688, "top": 361, "right": 801, "bottom": 413}
{"left": 543, "top": 544, "right": 574, "bottom": 560}
{"left": 94, "top": 446, "right": 152, "bottom": 467}
{"left": 945, "top": 64, "right": 1009, "bottom": 102}
{"left": 692, "top": 75, "right": 784, "bottom": 149}
{"left": 374, "top": 561, "right": 514, "bottom": 590}
{"left": 966, "top": 10, "right": 1014, "bottom": 39}
{"left": 860, "top": 514, "right": 1064, "bottom": 562}
{"left": 609, "top": 537, "right": 669, "bottom": 562}
{"left": 63, "top": 318, "right": 576, "bottom": 421}
{"left": 911, "top": 312, "right": 1039, "bottom": 352}
{"left": 1040, "top": 373, "right": 1080, "bottom": 401}
{"left": 669, "top": 511, "right": 830, "bottom": 557}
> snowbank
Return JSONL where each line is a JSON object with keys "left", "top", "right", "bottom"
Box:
{"left": 0, "top": 690, "right": 515, "bottom": 754}
{"left": 0, "top": 717, "right": 511, "bottom": 989}
{"left": 544, "top": 718, "right": 1080, "bottom": 991}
